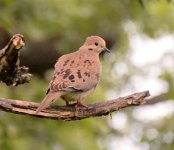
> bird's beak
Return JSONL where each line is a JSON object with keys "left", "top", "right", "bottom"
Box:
{"left": 103, "top": 47, "right": 111, "bottom": 53}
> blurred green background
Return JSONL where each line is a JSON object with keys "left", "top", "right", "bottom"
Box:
{"left": 1, "top": 0, "right": 174, "bottom": 150}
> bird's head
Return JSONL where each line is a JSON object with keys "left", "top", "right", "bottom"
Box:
{"left": 82, "top": 35, "right": 110, "bottom": 54}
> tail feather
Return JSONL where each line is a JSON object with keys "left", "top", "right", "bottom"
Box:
{"left": 36, "top": 92, "right": 63, "bottom": 114}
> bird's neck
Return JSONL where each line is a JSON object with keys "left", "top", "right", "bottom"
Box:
{"left": 77, "top": 47, "right": 101, "bottom": 67}
{"left": 78, "top": 46, "right": 99, "bottom": 56}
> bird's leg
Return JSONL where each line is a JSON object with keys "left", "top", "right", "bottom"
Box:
{"left": 64, "top": 99, "right": 70, "bottom": 106}
{"left": 62, "top": 97, "right": 71, "bottom": 106}
{"left": 65, "top": 101, "right": 69, "bottom": 106}
{"left": 76, "top": 100, "right": 90, "bottom": 109}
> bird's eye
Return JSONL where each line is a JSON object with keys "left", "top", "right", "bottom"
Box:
{"left": 94, "top": 42, "right": 98, "bottom": 46}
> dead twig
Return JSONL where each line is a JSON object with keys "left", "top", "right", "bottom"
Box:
{"left": 0, "top": 34, "right": 32, "bottom": 86}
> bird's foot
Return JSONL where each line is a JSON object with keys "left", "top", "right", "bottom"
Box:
{"left": 65, "top": 100, "right": 70, "bottom": 106}
{"left": 75, "top": 100, "right": 91, "bottom": 109}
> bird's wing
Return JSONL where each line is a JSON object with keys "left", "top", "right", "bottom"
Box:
{"left": 47, "top": 52, "right": 100, "bottom": 94}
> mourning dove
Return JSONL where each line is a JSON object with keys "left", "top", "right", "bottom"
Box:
{"left": 36, "top": 35, "right": 110, "bottom": 114}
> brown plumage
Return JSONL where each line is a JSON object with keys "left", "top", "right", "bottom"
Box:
{"left": 36, "top": 35, "right": 110, "bottom": 114}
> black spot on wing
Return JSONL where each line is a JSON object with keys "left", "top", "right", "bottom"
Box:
{"left": 70, "top": 60, "right": 75, "bottom": 66}
{"left": 63, "top": 69, "right": 71, "bottom": 79}
{"left": 77, "top": 70, "right": 82, "bottom": 78}
{"left": 84, "top": 72, "right": 90, "bottom": 77}
{"left": 88, "top": 48, "right": 93, "bottom": 51}
{"left": 63, "top": 60, "right": 70, "bottom": 66}
{"left": 69, "top": 75, "right": 75, "bottom": 80}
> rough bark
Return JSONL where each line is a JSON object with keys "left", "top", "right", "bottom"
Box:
{"left": 0, "top": 34, "right": 32, "bottom": 86}
{"left": 0, "top": 90, "right": 150, "bottom": 121}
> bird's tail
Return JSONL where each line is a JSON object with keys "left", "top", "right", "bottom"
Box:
{"left": 36, "top": 92, "right": 63, "bottom": 114}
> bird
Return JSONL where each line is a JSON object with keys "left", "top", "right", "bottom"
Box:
{"left": 36, "top": 35, "right": 110, "bottom": 114}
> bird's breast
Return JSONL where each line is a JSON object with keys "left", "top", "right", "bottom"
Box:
{"left": 61, "top": 90, "right": 84, "bottom": 102}
{"left": 61, "top": 86, "right": 96, "bottom": 102}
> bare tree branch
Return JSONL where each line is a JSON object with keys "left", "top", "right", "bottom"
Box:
{"left": 0, "top": 34, "right": 32, "bottom": 86}
{"left": 146, "top": 93, "right": 168, "bottom": 105}
{"left": 0, "top": 90, "right": 150, "bottom": 121}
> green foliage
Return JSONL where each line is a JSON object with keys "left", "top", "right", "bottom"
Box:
{"left": 0, "top": 0, "right": 174, "bottom": 150}
{"left": 0, "top": 77, "right": 109, "bottom": 150}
